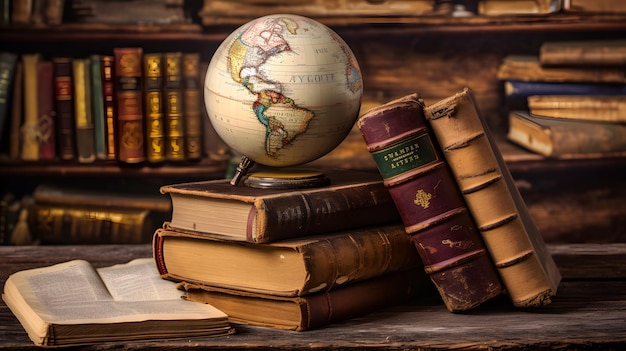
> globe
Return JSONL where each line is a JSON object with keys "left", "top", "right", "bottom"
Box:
{"left": 204, "top": 14, "right": 363, "bottom": 169}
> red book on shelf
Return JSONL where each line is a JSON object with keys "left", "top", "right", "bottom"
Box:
{"left": 37, "top": 60, "right": 56, "bottom": 160}
{"left": 357, "top": 93, "right": 503, "bottom": 312}
{"left": 113, "top": 47, "right": 145, "bottom": 163}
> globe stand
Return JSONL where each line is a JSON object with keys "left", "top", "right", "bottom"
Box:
{"left": 230, "top": 156, "right": 330, "bottom": 190}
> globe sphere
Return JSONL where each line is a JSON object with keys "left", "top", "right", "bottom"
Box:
{"left": 204, "top": 14, "right": 363, "bottom": 167}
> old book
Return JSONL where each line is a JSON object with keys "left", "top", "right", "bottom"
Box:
{"left": 180, "top": 268, "right": 431, "bottom": 331}
{"left": 497, "top": 55, "right": 626, "bottom": 83}
{"left": 90, "top": 54, "right": 107, "bottom": 160}
{"left": 72, "top": 58, "right": 95, "bottom": 163}
{"left": 21, "top": 53, "right": 40, "bottom": 161}
{"left": 143, "top": 52, "right": 165, "bottom": 163}
{"left": 357, "top": 94, "right": 502, "bottom": 312}
{"left": 101, "top": 55, "right": 116, "bottom": 160}
{"left": 29, "top": 203, "right": 165, "bottom": 244}
{"left": 160, "top": 170, "right": 401, "bottom": 243}
{"left": 8, "top": 61, "right": 22, "bottom": 159}
{"left": 2, "top": 258, "right": 232, "bottom": 347}
{"left": 182, "top": 52, "right": 202, "bottom": 160}
{"left": 37, "top": 60, "right": 56, "bottom": 160}
{"left": 71, "top": 0, "right": 186, "bottom": 25}
{"left": 478, "top": 0, "right": 561, "bottom": 15}
{"left": 153, "top": 223, "right": 420, "bottom": 297}
{"left": 527, "top": 95, "right": 626, "bottom": 122}
{"left": 10, "top": 0, "right": 32, "bottom": 24}
{"left": 52, "top": 57, "right": 76, "bottom": 160}
{"left": 164, "top": 52, "right": 185, "bottom": 161}
{"left": 507, "top": 110, "right": 626, "bottom": 157}
{"left": 114, "top": 47, "right": 145, "bottom": 163}
{"left": 199, "top": 0, "right": 435, "bottom": 25}
{"left": 540, "top": 40, "right": 626, "bottom": 67}
{"left": 562, "top": 0, "right": 626, "bottom": 13}
{"left": 424, "top": 88, "right": 562, "bottom": 307}
{"left": 0, "top": 52, "right": 17, "bottom": 150}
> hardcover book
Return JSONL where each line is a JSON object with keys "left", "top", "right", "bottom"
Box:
{"left": 424, "top": 88, "right": 562, "bottom": 307}
{"left": 52, "top": 57, "right": 76, "bottom": 160}
{"left": 0, "top": 52, "right": 17, "bottom": 148}
{"left": 159, "top": 170, "right": 402, "bottom": 243}
{"left": 164, "top": 52, "right": 185, "bottom": 161}
{"left": 527, "top": 95, "right": 626, "bottom": 122}
{"left": 540, "top": 39, "right": 626, "bottom": 67}
{"left": 478, "top": 0, "right": 561, "bottom": 15}
{"left": 114, "top": 47, "right": 145, "bottom": 163}
{"left": 36, "top": 60, "right": 56, "bottom": 160}
{"left": 8, "top": 61, "right": 22, "bottom": 159}
{"left": 182, "top": 52, "right": 203, "bottom": 160}
{"left": 101, "top": 55, "right": 116, "bottom": 160}
{"left": 143, "top": 52, "right": 165, "bottom": 163}
{"left": 357, "top": 93, "right": 503, "bottom": 312}
{"left": 2, "top": 258, "right": 233, "bottom": 347}
{"left": 90, "top": 54, "right": 107, "bottom": 160}
{"left": 507, "top": 110, "right": 626, "bottom": 157}
{"left": 72, "top": 58, "right": 96, "bottom": 163}
{"left": 153, "top": 223, "right": 420, "bottom": 297}
{"left": 21, "top": 53, "right": 41, "bottom": 161}
{"left": 180, "top": 268, "right": 432, "bottom": 331}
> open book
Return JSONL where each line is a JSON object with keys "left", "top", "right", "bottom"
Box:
{"left": 2, "top": 258, "right": 233, "bottom": 347}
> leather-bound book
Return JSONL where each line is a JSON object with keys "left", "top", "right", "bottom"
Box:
{"left": 182, "top": 53, "right": 202, "bottom": 160}
{"left": 424, "top": 88, "right": 561, "bottom": 307}
{"left": 143, "top": 52, "right": 165, "bottom": 163}
{"left": 52, "top": 57, "right": 76, "bottom": 160}
{"left": 101, "top": 55, "right": 116, "bottom": 160}
{"left": 357, "top": 93, "right": 502, "bottom": 312}
{"left": 37, "top": 60, "right": 56, "bottom": 160}
{"left": 164, "top": 52, "right": 185, "bottom": 161}
{"left": 21, "top": 53, "right": 41, "bottom": 161}
{"left": 113, "top": 47, "right": 145, "bottom": 163}
{"left": 72, "top": 58, "right": 95, "bottom": 163}
{"left": 0, "top": 52, "right": 17, "bottom": 151}
{"left": 90, "top": 54, "right": 107, "bottom": 160}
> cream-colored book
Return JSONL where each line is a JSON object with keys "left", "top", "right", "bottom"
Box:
{"left": 424, "top": 88, "right": 562, "bottom": 308}
{"left": 2, "top": 258, "right": 232, "bottom": 347}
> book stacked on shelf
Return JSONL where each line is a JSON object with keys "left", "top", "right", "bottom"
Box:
{"left": 497, "top": 39, "right": 626, "bottom": 158}
{"left": 477, "top": 0, "right": 562, "bottom": 16}
{"left": 0, "top": 49, "right": 226, "bottom": 166}
{"left": 153, "top": 169, "right": 439, "bottom": 331}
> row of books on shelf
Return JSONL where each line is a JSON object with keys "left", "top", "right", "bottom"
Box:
{"left": 0, "top": 49, "right": 230, "bottom": 166}
{"left": 497, "top": 39, "right": 626, "bottom": 158}
{"left": 4, "top": 87, "right": 562, "bottom": 346}
{"left": 477, "top": 0, "right": 625, "bottom": 15}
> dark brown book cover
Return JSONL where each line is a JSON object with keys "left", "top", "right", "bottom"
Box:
{"left": 52, "top": 57, "right": 76, "bottom": 161}
{"left": 9, "top": 61, "right": 22, "bottom": 160}
{"left": 143, "top": 52, "right": 165, "bottom": 163}
{"left": 72, "top": 58, "right": 96, "bottom": 163}
{"left": 114, "top": 47, "right": 145, "bottom": 163}
{"left": 160, "top": 169, "right": 402, "bottom": 243}
{"left": 37, "top": 60, "right": 56, "bottom": 160}
{"left": 101, "top": 55, "right": 116, "bottom": 160}
{"left": 164, "top": 52, "right": 185, "bottom": 161}
{"left": 182, "top": 53, "right": 202, "bottom": 160}
{"left": 180, "top": 268, "right": 433, "bottom": 331}
{"left": 357, "top": 93, "right": 502, "bottom": 312}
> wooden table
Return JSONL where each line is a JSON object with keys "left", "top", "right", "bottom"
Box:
{"left": 2, "top": 244, "right": 626, "bottom": 350}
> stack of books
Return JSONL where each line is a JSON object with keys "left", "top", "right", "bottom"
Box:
{"left": 152, "top": 169, "right": 435, "bottom": 331}
{"left": 497, "top": 40, "right": 626, "bottom": 158}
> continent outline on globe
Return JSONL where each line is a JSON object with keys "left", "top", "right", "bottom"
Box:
{"left": 204, "top": 13, "right": 363, "bottom": 168}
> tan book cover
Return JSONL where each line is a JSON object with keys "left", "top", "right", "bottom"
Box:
{"left": 20, "top": 53, "right": 40, "bottom": 161}
{"left": 72, "top": 58, "right": 96, "bottom": 163}
{"left": 2, "top": 258, "right": 232, "bottom": 347}
{"left": 478, "top": 0, "right": 561, "bottom": 15}
{"left": 424, "top": 88, "right": 561, "bottom": 308}
{"left": 540, "top": 40, "right": 626, "bottom": 67}
{"left": 528, "top": 95, "right": 626, "bottom": 122}
{"left": 563, "top": 0, "right": 626, "bottom": 13}
{"left": 153, "top": 223, "right": 420, "bottom": 297}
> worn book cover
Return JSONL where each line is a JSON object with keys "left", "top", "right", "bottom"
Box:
{"left": 528, "top": 95, "right": 626, "bottom": 122}
{"left": 114, "top": 47, "right": 145, "bottom": 163}
{"left": 357, "top": 93, "right": 503, "bottom": 312}
{"left": 52, "top": 57, "right": 76, "bottom": 160}
{"left": 2, "top": 258, "right": 233, "bottom": 347}
{"left": 478, "top": 0, "right": 561, "bottom": 15}
{"left": 508, "top": 110, "right": 626, "bottom": 157}
{"left": 153, "top": 223, "right": 420, "bottom": 297}
{"left": 540, "top": 39, "right": 626, "bottom": 67}
{"left": 425, "top": 88, "right": 562, "bottom": 307}
{"left": 160, "top": 169, "right": 401, "bottom": 243}
{"left": 180, "top": 268, "right": 433, "bottom": 331}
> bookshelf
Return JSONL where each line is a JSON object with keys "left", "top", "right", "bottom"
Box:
{"left": 1, "top": 7, "right": 625, "bottom": 244}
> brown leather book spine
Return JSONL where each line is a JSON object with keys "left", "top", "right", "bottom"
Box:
{"left": 114, "top": 47, "right": 145, "bottom": 163}
{"left": 101, "top": 55, "right": 117, "bottom": 160}
{"left": 37, "top": 60, "right": 56, "bottom": 160}
{"left": 357, "top": 94, "right": 502, "bottom": 312}
{"left": 72, "top": 58, "right": 95, "bottom": 163}
{"left": 164, "top": 52, "right": 186, "bottom": 161}
{"left": 53, "top": 58, "right": 75, "bottom": 161}
{"left": 143, "top": 53, "right": 165, "bottom": 163}
{"left": 182, "top": 53, "right": 203, "bottom": 160}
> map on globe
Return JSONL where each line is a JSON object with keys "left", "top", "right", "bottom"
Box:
{"left": 205, "top": 14, "right": 363, "bottom": 167}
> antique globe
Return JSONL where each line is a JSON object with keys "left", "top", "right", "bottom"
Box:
{"left": 204, "top": 14, "right": 363, "bottom": 184}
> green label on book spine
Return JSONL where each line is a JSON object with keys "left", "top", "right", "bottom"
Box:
{"left": 372, "top": 134, "right": 438, "bottom": 179}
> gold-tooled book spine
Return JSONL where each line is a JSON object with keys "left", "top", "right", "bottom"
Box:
{"left": 144, "top": 53, "right": 166, "bottom": 163}
{"left": 164, "top": 52, "right": 185, "bottom": 161}
{"left": 21, "top": 53, "right": 41, "bottom": 161}
{"left": 72, "top": 58, "right": 96, "bottom": 163}
{"left": 114, "top": 47, "right": 145, "bottom": 163}
{"left": 182, "top": 53, "right": 203, "bottom": 160}
{"left": 101, "top": 55, "right": 117, "bottom": 160}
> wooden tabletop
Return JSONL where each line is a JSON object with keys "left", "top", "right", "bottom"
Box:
{"left": 1, "top": 244, "right": 626, "bottom": 350}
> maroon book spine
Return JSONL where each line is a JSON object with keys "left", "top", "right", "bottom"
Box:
{"left": 53, "top": 58, "right": 75, "bottom": 161}
{"left": 357, "top": 94, "right": 502, "bottom": 312}
{"left": 101, "top": 55, "right": 117, "bottom": 161}
{"left": 113, "top": 47, "right": 145, "bottom": 163}
{"left": 37, "top": 60, "right": 56, "bottom": 160}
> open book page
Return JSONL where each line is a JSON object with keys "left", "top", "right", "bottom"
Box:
{"left": 4, "top": 259, "right": 227, "bottom": 326}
